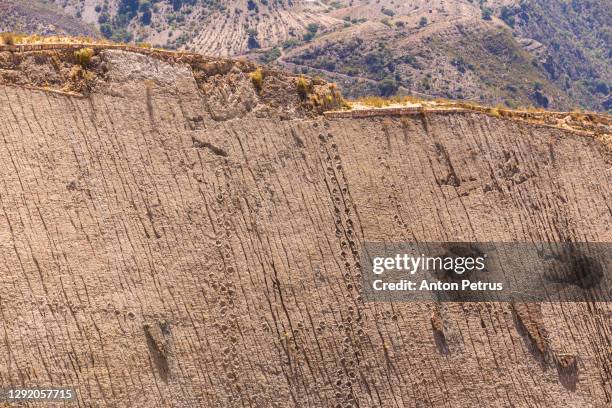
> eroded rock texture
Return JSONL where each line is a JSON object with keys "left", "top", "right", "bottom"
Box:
{"left": 0, "top": 51, "right": 610, "bottom": 407}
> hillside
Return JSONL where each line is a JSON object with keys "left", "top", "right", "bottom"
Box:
{"left": 0, "top": 44, "right": 610, "bottom": 407}
{"left": 32, "top": 0, "right": 611, "bottom": 112}
{"left": 508, "top": 0, "right": 611, "bottom": 111}
{"left": 48, "top": 0, "right": 340, "bottom": 51}
{"left": 0, "top": 0, "right": 99, "bottom": 38}
{"left": 276, "top": 0, "right": 610, "bottom": 111}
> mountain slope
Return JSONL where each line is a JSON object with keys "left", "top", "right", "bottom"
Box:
{"left": 282, "top": 19, "right": 571, "bottom": 107}
{"left": 274, "top": 0, "right": 610, "bottom": 111}
{"left": 508, "top": 0, "right": 611, "bottom": 111}
{"left": 0, "top": 0, "right": 99, "bottom": 37}
{"left": 38, "top": 0, "right": 610, "bottom": 111}
{"left": 0, "top": 45, "right": 610, "bottom": 407}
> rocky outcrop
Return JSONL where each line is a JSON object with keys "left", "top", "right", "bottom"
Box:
{"left": 0, "top": 44, "right": 346, "bottom": 118}
{"left": 0, "top": 49, "right": 609, "bottom": 407}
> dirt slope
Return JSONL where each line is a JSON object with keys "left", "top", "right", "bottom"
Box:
{"left": 0, "top": 49, "right": 610, "bottom": 407}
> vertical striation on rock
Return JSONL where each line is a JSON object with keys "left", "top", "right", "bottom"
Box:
{"left": 0, "top": 49, "right": 609, "bottom": 407}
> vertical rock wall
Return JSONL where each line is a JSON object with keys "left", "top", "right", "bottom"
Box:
{"left": 0, "top": 51, "right": 609, "bottom": 407}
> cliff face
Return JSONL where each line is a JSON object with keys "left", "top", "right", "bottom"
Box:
{"left": 0, "top": 50, "right": 610, "bottom": 407}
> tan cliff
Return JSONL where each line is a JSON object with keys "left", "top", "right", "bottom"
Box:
{"left": 0, "top": 45, "right": 610, "bottom": 407}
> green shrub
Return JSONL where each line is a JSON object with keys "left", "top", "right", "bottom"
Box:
{"left": 307, "top": 23, "right": 319, "bottom": 34}
{"left": 282, "top": 39, "right": 299, "bottom": 49}
{"left": 500, "top": 6, "right": 516, "bottom": 27}
{"left": 303, "top": 32, "right": 315, "bottom": 42}
{"left": 98, "top": 12, "right": 110, "bottom": 24}
{"left": 481, "top": 8, "right": 493, "bottom": 20}
{"left": 100, "top": 23, "right": 113, "bottom": 38}
{"left": 259, "top": 47, "right": 281, "bottom": 64}
{"left": 142, "top": 10, "right": 152, "bottom": 25}
{"left": 378, "top": 77, "right": 399, "bottom": 96}
{"left": 247, "top": 28, "right": 260, "bottom": 49}
{"left": 303, "top": 23, "right": 319, "bottom": 41}
{"left": 74, "top": 48, "right": 94, "bottom": 67}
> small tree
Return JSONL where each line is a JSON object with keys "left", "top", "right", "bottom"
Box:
{"left": 378, "top": 77, "right": 398, "bottom": 97}
{"left": 306, "top": 23, "right": 319, "bottom": 34}
{"left": 100, "top": 24, "right": 113, "bottom": 38}
{"left": 500, "top": 6, "right": 516, "bottom": 27}
{"left": 419, "top": 17, "right": 428, "bottom": 27}
{"left": 481, "top": 8, "right": 493, "bottom": 20}
{"left": 142, "top": 10, "right": 152, "bottom": 25}
{"left": 247, "top": 29, "right": 260, "bottom": 49}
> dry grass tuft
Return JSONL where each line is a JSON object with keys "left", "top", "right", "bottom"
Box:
{"left": 74, "top": 48, "right": 94, "bottom": 67}
{"left": 0, "top": 32, "right": 17, "bottom": 45}
{"left": 355, "top": 94, "right": 425, "bottom": 108}
{"left": 249, "top": 67, "right": 265, "bottom": 92}
{"left": 296, "top": 76, "right": 311, "bottom": 99}
{"left": 358, "top": 96, "right": 389, "bottom": 108}
{"left": 0, "top": 34, "right": 119, "bottom": 47}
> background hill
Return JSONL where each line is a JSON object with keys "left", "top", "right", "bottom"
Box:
{"left": 2, "top": 0, "right": 610, "bottom": 111}
{"left": 0, "top": 0, "right": 98, "bottom": 37}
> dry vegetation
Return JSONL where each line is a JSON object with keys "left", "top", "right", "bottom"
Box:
{"left": 0, "top": 32, "right": 111, "bottom": 46}
{"left": 0, "top": 37, "right": 348, "bottom": 116}
{"left": 354, "top": 95, "right": 423, "bottom": 108}
{"left": 347, "top": 94, "right": 610, "bottom": 136}
{"left": 74, "top": 47, "right": 93, "bottom": 66}
{"left": 297, "top": 77, "right": 348, "bottom": 113}
{"left": 0, "top": 33, "right": 181, "bottom": 55}
{"left": 0, "top": 32, "right": 17, "bottom": 45}
{"left": 249, "top": 67, "right": 264, "bottom": 92}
